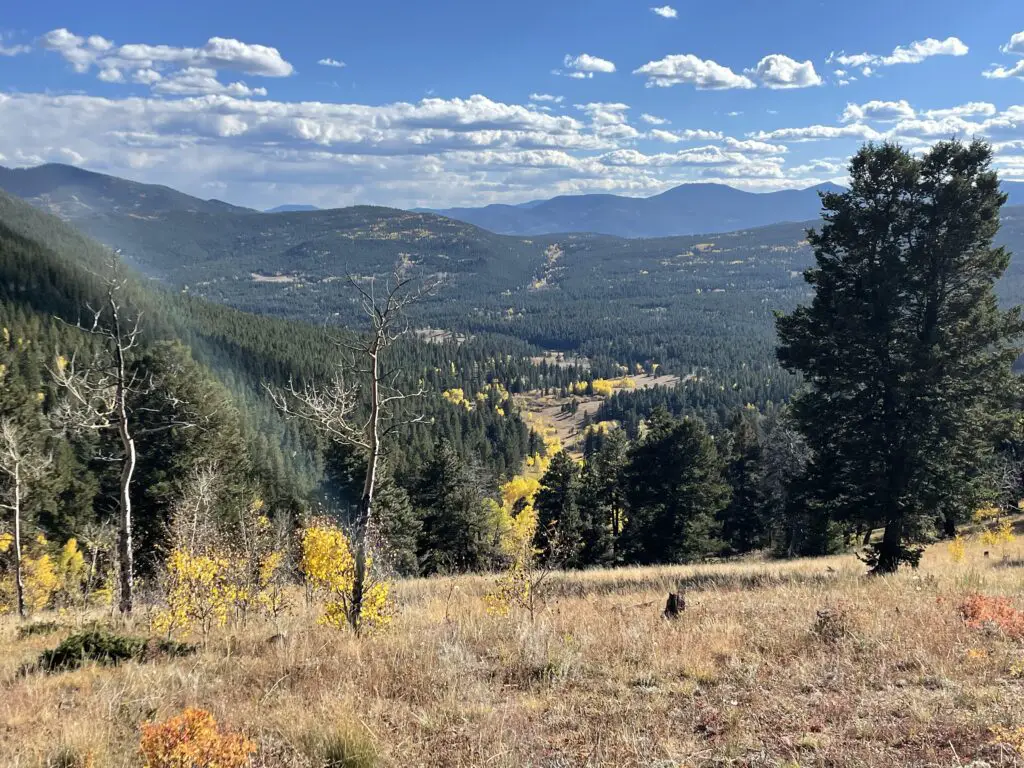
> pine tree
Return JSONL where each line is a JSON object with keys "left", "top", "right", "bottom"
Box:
{"left": 533, "top": 450, "right": 583, "bottom": 566}
{"left": 719, "top": 407, "right": 765, "bottom": 554}
{"left": 777, "top": 140, "right": 1024, "bottom": 572}
{"left": 578, "top": 428, "right": 627, "bottom": 564}
{"left": 619, "top": 408, "right": 730, "bottom": 564}
{"left": 413, "top": 440, "right": 497, "bottom": 574}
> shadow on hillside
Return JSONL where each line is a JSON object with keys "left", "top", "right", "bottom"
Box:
{"left": 544, "top": 567, "right": 843, "bottom": 599}
{"left": 992, "top": 557, "right": 1024, "bottom": 569}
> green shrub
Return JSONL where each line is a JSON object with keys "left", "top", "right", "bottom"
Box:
{"left": 38, "top": 628, "right": 146, "bottom": 671}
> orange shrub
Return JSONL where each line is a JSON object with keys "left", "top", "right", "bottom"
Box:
{"left": 959, "top": 594, "right": 1024, "bottom": 641}
{"left": 140, "top": 708, "right": 255, "bottom": 768}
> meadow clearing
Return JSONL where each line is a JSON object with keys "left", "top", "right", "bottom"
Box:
{"left": 2, "top": 533, "right": 1023, "bottom": 768}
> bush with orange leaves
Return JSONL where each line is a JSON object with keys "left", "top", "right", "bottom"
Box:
{"left": 959, "top": 594, "right": 1024, "bottom": 641}
{"left": 140, "top": 708, "right": 255, "bottom": 768}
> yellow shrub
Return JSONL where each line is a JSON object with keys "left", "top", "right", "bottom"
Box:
{"left": 300, "top": 521, "right": 392, "bottom": 633}
{"left": 948, "top": 535, "right": 966, "bottom": 563}
{"left": 153, "top": 549, "right": 233, "bottom": 639}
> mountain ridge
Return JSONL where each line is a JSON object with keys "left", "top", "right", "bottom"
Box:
{"left": 424, "top": 180, "right": 1024, "bottom": 238}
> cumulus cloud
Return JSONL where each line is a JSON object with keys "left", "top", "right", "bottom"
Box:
{"left": 530, "top": 93, "right": 564, "bottom": 104}
{"left": 152, "top": 67, "right": 268, "bottom": 97}
{"left": 633, "top": 54, "right": 755, "bottom": 89}
{"left": 0, "top": 88, "right": 838, "bottom": 208}
{"left": 97, "top": 67, "right": 125, "bottom": 83}
{"left": 722, "top": 137, "right": 787, "bottom": 154}
{"left": 984, "top": 60, "right": 1024, "bottom": 80}
{"left": 640, "top": 113, "right": 669, "bottom": 125}
{"left": 648, "top": 128, "right": 723, "bottom": 143}
{"left": 318, "top": 58, "right": 346, "bottom": 68}
{"left": 39, "top": 28, "right": 293, "bottom": 95}
{"left": 1000, "top": 30, "right": 1024, "bottom": 56}
{"left": 922, "top": 102, "right": 996, "bottom": 119}
{"left": 830, "top": 36, "right": 968, "bottom": 72}
{"left": 561, "top": 53, "right": 616, "bottom": 77}
{"left": 840, "top": 99, "right": 916, "bottom": 123}
{"left": 749, "top": 123, "right": 884, "bottom": 142}
{"left": 746, "top": 54, "right": 822, "bottom": 89}
{"left": 650, "top": 6, "right": 678, "bottom": 19}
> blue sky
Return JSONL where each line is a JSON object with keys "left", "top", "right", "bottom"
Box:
{"left": 0, "top": 0, "right": 1022, "bottom": 209}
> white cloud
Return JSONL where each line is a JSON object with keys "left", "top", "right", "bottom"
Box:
{"left": 750, "top": 123, "right": 884, "bottom": 142}
{"left": 599, "top": 146, "right": 745, "bottom": 167}
{"left": 722, "top": 137, "right": 787, "bottom": 154}
{"left": 530, "top": 93, "right": 564, "bottom": 104}
{"left": 1001, "top": 30, "right": 1024, "bottom": 56}
{"left": 841, "top": 99, "right": 916, "bottom": 123}
{"left": 888, "top": 116, "right": 986, "bottom": 139}
{"left": 881, "top": 37, "right": 968, "bottom": 65}
{"left": 634, "top": 54, "right": 755, "bottom": 89}
{"left": 0, "top": 89, "right": 830, "bottom": 207}
{"left": 318, "top": 58, "right": 346, "bottom": 68}
{"left": 87, "top": 35, "right": 114, "bottom": 52}
{"left": 640, "top": 113, "right": 669, "bottom": 125}
{"left": 648, "top": 128, "right": 723, "bottom": 143}
{"left": 790, "top": 158, "right": 846, "bottom": 176}
{"left": 922, "top": 102, "right": 996, "bottom": 119}
{"left": 151, "top": 68, "right": 268, "bottom": 97}
{"left": 650, "top": 6, "right": 678, "bottom": 19}
{"left": 40, "top": 28, "right": 295, "bottom": 88}
{"left": 746, "top": 54, "right": 822, "bottom": 89}
{"left": 0, "top": 42, "right": 30, "bottom": 57}
{"left": 98, "top": 67, "right": 125, "bottom": 83}
{"left": 562, "top": 53, "right": 616, "bottom": 75}
{"left": 830, "top": 36, "right": 968, "bottom": 71}
{"left": 132, "top": 68, "right": 163, "bottom": 85}
{"left": 984, "top": 60, "right": 1024, "bottom": 80}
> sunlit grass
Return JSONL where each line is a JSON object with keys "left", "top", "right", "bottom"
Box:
{"left": 2, "top": 534, "right": 1023, "bottom": 766}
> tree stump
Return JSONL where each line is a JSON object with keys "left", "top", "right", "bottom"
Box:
{"left": 663, "top": 592, "right": 685, "bottom": 619}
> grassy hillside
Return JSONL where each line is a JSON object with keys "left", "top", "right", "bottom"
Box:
{"left": 3, "top": 533, "right": 1022, "bottom": 766}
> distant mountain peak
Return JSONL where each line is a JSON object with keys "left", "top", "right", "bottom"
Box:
{"left": 265, "top": 204, "right": 320, "bottom": 213}
{"left": 424, "top": 182, "right": 855, "bottom": 238}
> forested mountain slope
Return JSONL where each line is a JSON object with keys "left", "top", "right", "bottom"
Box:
{"left": 0, "top": 190, "right": 588, "bottom": 521}
{"left": 4, "top": 166, "right": 1024, "bottom": 429}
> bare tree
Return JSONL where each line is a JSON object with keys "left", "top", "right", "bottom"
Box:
{"left": 0, "top": 419, "right": 52, "bottom": 619}
{"left": 51, "top": 255, "right": 204, "bottom": 615}
{"left": 268, "top": 271, "right": 436, "bottom": 633}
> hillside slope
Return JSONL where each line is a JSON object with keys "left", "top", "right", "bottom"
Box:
{"left": 0, "top": 163, "right": 253, "bottom": 220}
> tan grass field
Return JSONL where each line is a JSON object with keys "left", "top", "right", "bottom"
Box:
{"left": 2, "top": 536, "right": 1024, "bottom": 767}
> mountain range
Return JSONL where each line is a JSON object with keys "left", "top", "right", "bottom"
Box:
{"left": 7, "top": 163, "right": 1024, "bottom": 242}
{"left": 426, "top": 180, "right": 1024, "bottom": 238}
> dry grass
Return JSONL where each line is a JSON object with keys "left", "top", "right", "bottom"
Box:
{"left": 3, "top": 538, "right": 1024, "bottom": 767}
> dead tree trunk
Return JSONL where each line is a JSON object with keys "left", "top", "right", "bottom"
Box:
{"left": 113, "top": 299, "right": 136, "bottom": 615}
{"left": 13, "top": 461, "right": 24, "bottom": 620}
{"left": 350, "top": 337, "right": 381, "bottom": 635}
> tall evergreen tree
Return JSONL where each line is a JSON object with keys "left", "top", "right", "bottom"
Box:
{"left": 777, "top": 140, "right": 1023, "bottom": 572}
{"left": 413, "top": 440, "right": 497, "bottom": 574}
{"left": 619, "top": 408, "right": 730, "bottom": 564}
{"left": 578, "top": 428, "right": 627, "bottom": 565}
{"left": 533, "top": 450, "right": 583, "bottom": 566}
{"left": 719, "top": 407, "right": 766, "bottom": 553}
